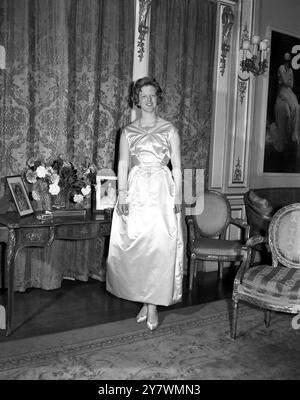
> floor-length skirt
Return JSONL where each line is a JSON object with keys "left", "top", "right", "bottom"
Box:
{"left": 106, "top": 163, "right": 183, "bottom": 306}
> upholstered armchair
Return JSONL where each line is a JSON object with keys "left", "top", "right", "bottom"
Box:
{"left": 185, "top": 190, "right": 250, "bottom": 291}
{"left": 232, "top": 203, "right": 300, "bottom": 339}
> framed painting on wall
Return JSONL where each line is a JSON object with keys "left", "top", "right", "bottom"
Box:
{"left": 263, "top": 29, "right": 300, "bottom": 173}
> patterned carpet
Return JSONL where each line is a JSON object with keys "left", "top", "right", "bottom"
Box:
{"left": 0, "top": 299, "right": 299, "bottom": 380}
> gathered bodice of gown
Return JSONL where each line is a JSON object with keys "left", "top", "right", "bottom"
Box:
{"left": 124, "top": 119, "right": 176, "bottom": 166}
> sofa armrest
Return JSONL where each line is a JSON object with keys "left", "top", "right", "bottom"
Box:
{"left": 234, "top": 235, "right": 267, "bottom": 284}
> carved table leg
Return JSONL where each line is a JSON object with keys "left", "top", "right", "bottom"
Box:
{"left": 6, "top": 228, "right": 16, "bottom": 336}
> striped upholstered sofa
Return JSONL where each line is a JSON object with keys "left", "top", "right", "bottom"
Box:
{"left": 232, "top": 203, "right": 300, "bottom": 338}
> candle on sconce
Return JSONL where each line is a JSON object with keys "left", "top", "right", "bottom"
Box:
{"left": 259, "top": 40, "right": 267, "bottom": 51}
{"left": 259, "top": 39, "right": 268, "bottom": 62}
{"left": 251, "top": 35, "right": 260, "bottom": 57}
{"left": 242, "top": 40, "right": 250, "bottom": 60}
{"left": 242, "top": 40, "right": 250, "bottom": 50}
{"left": 263, "top": 39, "right": 270, "bottom": 51}
{"left": 252, "top": 36, "right": 260, "bottom": 45}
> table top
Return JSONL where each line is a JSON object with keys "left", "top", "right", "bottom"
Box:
{"left": 0, "top": 210, "right": 112, "bottom": 229}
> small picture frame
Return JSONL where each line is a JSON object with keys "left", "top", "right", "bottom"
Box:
{"left": 6, "top": 175, "right": 34, "bottom": 217}
{"left": 93, "top": 175, "right": 118, "bottom": 212}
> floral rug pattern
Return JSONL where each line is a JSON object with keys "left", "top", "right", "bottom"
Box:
{"left": 0, "top": 300, "right": 299, "bottom": 380}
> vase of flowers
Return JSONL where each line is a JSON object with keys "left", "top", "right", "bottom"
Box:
{"left": 24, "top": 159, "right": 59, "bottom": 211}
{"left": 69, "top": 162, "right": 96, "bottom": 209}
{"left": 24, "top": 156, "right": 97, "bottom": 212}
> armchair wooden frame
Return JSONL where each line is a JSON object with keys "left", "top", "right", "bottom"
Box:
{"left": 186, "top": 190, "right": 250, "bottom": 291}
{"left": 232, "top": 203, "right": 300, "bottom": 339}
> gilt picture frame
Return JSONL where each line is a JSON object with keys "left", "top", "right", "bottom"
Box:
{"left": 263, "top": 29, "right": 300, "bottom": 174}
{"left": 6, "top": 175, "right": 34, "bottom": 217}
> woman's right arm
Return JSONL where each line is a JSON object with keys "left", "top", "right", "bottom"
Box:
{"left": 117, "top": 130, "right": 130, "bottom": 215}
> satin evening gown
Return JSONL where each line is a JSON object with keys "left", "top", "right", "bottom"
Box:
{"left": 106, "top": 120, "right": 183, "bottom": 306}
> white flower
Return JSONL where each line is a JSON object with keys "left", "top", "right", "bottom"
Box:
{"left": 81, "top": 185, "right": 91, "bottom": 196}
{"left": 32, "top": 190, "right": 41, "bottom": 201}
{"left": 51, "top": 173, "right": 60, "bottom": 184}
{"left": 36, "top": 165, "right": 47, "bottom": 178}
{"left": 74, "top": 193, "right": 84, "bottom": 203}
{"left": 26, "top": 169, "right": 37, "bottom": 184}
{"left": 46, "top": 166, "right": 54, "bottom": 176}
{"left": 49, "top": 183, "right": 61, "bottom": 195}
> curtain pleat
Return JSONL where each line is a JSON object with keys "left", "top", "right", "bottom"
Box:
{"left": 149, "top": 0, "right": 217, "bottom": 171}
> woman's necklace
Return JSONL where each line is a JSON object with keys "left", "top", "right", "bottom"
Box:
{"left": 138, "top": 115, "right": 158, "bottom": 130}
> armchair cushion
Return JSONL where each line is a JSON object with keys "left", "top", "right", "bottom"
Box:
{"left": 248, "top": 190, "right": 273, "bottom": 216}
{"left": 192, "top": 238, "right": 244, "bottom": 258}
{"left": 238, "top": 264, "right": 300, "bottom": 309}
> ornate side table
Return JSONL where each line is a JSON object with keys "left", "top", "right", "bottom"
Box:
{"left": 0, "top": 211, "right": 111, "bottom": 336}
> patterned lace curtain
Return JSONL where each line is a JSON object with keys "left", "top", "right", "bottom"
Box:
{"left": 149, "top": 0, "right": 217, "bottom": 171}
{"left": 0, "top": 0, "right": 134, "bottom": 189}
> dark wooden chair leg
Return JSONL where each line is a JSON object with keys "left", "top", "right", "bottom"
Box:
{"left": 264, "top": 310, "right": 271, "bottom": 327}
{"left": 218, "top": 261, "right": 224, "bottom": 280}
{"left": 232, "top": 299, "right": 239, "bottom": 339}
{"left": 189, "top": 255, "right": 196, "bottom": 291}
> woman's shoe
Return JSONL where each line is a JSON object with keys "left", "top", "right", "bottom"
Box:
{"left": 146, "top": 319, "right": 159, "bottom": 331}
{"left": 136, "top": 304, "right": 148, "bottom": 323}
{"left": 146, "top": 309, "right": 159, "bottom": 331}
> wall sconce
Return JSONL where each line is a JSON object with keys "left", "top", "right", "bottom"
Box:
{"left": 220, "top": 5, "right": 234, "bottom": 76}
{"left": 240, "top": 36, "right": 269, "bottom": 76}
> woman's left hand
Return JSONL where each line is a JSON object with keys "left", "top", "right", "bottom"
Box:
{"left": 174, "top": 203, "right": 182, "bottom": 213}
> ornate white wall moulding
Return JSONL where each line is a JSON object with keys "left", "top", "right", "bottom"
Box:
{"left": 220, "top": 5, "right": 235, "bottom": 76}
{"left": 137, "top": 0, "right": 152, "bottom": 62}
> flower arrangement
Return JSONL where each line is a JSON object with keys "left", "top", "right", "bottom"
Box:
{"left": 24, "top": 155, "right": 97, "bottom": 208}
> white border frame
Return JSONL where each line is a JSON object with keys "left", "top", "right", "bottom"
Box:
{"left": 95, "top": 175, "right": 118, "bottom": 211}
{"left": 6, "top": 175, "right": 34, "bottom": 217}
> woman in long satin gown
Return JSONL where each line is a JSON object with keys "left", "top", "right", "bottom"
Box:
{"left": 106, "top": 77, "right": 183, "bottom": 331}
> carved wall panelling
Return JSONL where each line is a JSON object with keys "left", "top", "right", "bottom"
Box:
{"left": 219, "top": 194, "right": 246, "bottom": 243}
{"left": 220, "top": 5, "right": 235, "bottom": 76}
{"left": 209, "top": 1, "right": 237, "bottom": 190}
{"left": 227, "top": 0, "right": 254, "bottom": 189}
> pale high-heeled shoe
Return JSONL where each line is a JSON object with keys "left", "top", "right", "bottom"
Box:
{"left": 147, "top": 319, "right": 159, "bottom": 331}
{"left": 146, "top": 309, "right": 159, "bottom": 331}
{"left": 136, "top": 305, "right": 148, "bottom": 323}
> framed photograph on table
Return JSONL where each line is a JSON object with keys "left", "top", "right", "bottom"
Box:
{"left": 93, "top": 175, "right": 118, "bottom": 216}
{"left": 6, "top": 175, "right": 34, "bottom": 217}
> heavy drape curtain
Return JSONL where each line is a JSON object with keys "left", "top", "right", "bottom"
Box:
{"left": 0, "top": 0, "right": 134, "bottom": 291}
{"left": 149, "top": 0, "right": 217, "bottom": 172}
{"left": 0, "top": 0, "right": 134, "bottom": 182}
